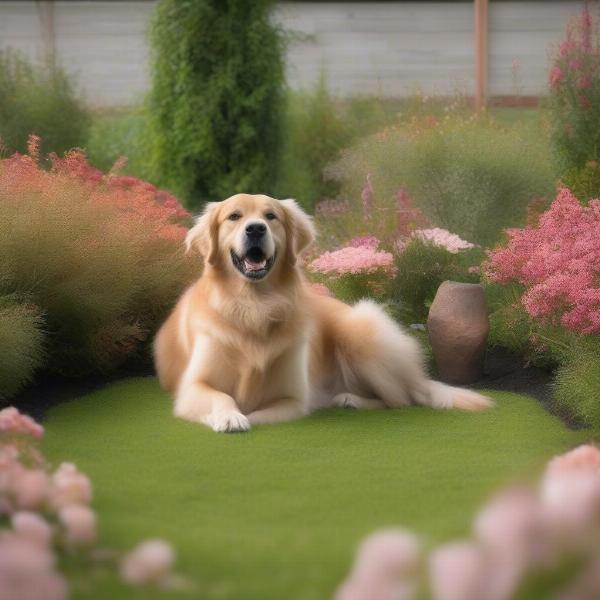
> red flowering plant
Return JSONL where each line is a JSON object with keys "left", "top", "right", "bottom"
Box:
{"left": 0, "top": 136, "right": 195, "bottom": 386}
{"left": 483, "top": 188, "right": 600, "bottom": 368}
{"left": 550, "top": 4, "right": 600, "bottom": 173}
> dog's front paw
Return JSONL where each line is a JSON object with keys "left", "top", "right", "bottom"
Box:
{"left": 203, "top": 409, "right": 250, "bottom": 433}
{"left": 333, "top": 393, "right": 359, "bottom": 409}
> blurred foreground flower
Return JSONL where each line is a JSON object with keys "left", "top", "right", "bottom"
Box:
{"left": 0, "top": 407, "right": 188, "bottom": 598}
{"left": 336, "top": 444, "right": 600, "bottom": 600}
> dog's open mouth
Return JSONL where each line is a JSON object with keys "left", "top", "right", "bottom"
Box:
{"left": 230, "top": 248, "right": 276, "bottom": 281}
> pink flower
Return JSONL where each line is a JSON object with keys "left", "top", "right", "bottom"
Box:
{"left": 0, "top": 533, "right": 67, "bottom": 600}
{"left": 0, "top": 407, "right": 44, "bottom": 439}
{"left": 577, "top": 75, "right": 592, "bottom": 89}
{"left": 59, "top": 505, "right": 97, "bottom": 548}
{"left": 428, "top": 542, "right": 485, "bottom": 600}
{"left": 569, "top": 58, "right": 582, "bottom": 71}
{"left": 540, "top": 468, "right": 600, "bottom": 550}
{"left": 412, "top": 228, "right": 476, "bottom": 253}
{"left": 473, "top": 488, "right": 546, "bottom": 598}
{"left": 352, "top": 529, "right": 421, "bottom": 579}
{"left": 11, "top": 512, "right": 53, "bottom": 547}
{"left": 336, "top": 529, "right": 421, "bottom": 600}
{"left": 546, "top": 445, "right": 600, "bottom": 476}
{"left": 12, "top": 469, "right": 50, "bottom": 511}
{"left": 484, "top": 189, "right": 600, "bottom": 334}
{"left": 309, "top": 246, "right": 396, "bottom": 277}
{"left": 51, "top": 462, "right": 92, "bottom": 508}
{"left": 120, "top": 539, "right": 175, "bottom": 586}
{"left": 549, "top": 66, "right": 564, "bottom": 88}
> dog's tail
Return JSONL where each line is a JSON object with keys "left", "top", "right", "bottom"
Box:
{"left": 337, "top": 300, "right": 493, "bottom": 412}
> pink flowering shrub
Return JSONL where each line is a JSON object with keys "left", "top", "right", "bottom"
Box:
{"left": 309, "top": 244, "right": 396, "bottom": 303}
{"left": 484, "top": 188, "right": 600, "bottom": 335}
{"left": 0, "top": 138, "right": 196, "bottom": 390}
{"left": 337, "top": 444, "right": 600, "bottom": 600}
{"left": 0, "top": 407, "right": 186, "bottom": 596}
{"left": 549, "top": 4, "right": 600, "bottom": 171}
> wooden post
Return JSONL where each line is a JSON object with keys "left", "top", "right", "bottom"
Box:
{"left": 37, "top": 0, "right": 56, "bottom": 69}
{"left": 474, "top": 0, "right": 488, "bottom": 112}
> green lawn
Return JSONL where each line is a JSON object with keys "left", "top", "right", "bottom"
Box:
{"left": 42, "top": 378, "right": 586, "bottom": 600}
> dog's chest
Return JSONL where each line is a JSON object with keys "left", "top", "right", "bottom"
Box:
{"left": 225, "top": 346, "right": 277, "bottom": 413}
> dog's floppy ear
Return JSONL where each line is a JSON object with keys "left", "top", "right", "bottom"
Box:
{"left": 185, "top": 202, "right": 220, "bottom": 266}
{"left": 280, "top": 199, "right": 316, "bottom": 265}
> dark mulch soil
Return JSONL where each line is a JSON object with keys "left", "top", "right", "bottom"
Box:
{"left": 476, "top": 347, "right": 585, "bottom": 430}
{"left": 12, "top": 364, "right": 154, "bottom": 423}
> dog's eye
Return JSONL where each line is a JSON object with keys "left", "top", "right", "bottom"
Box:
{"left": 228, "top": 213, "right": 241, "bottom": 221}
{"left": 265, "top": 212, "right": 277, "bottom": 221}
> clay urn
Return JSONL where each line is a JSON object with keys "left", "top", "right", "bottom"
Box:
{"left": 427, "top": 281, "right": 489, "bottom": 385}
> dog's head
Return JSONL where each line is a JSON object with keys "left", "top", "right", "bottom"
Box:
{"left": 185, "top": 194, "right": 315, "bottom": 282}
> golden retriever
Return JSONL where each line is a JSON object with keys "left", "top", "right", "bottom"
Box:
{"left": 154, "top": 194, "right": 492, "bottom": 432}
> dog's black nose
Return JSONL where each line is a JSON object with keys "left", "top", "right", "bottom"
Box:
{"left": 245, "top": 222, "right": 266, "bottom": 238}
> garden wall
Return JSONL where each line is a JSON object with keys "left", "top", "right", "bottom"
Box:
{"left": 0, "top": 0, "right": 586, "bottom": 106}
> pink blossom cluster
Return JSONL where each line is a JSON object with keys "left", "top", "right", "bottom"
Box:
{"left": 0, "top": 407, "right": 183, "bottom": 598}
{"left": 0, "top": 407, "right": 44, "bottom": 439}
{"left": 484, "top": 188, "right": 600, "bottom": 334}
{"left": 411, "top": 228, "right": 476, "bottom": 254}
{"left": 309, "top": 245, "right": 396, "bottom": 277}
{"left": 2, "top": 136, "right": 191, "bottom": 243}
{"left": 337, "top": 444, "right": 600, "bottom": 600}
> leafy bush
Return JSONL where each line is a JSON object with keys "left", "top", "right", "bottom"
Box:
{"left": 328, "top": 114, "right": 554, "bottom": 247}
{"left": 0, "top": 297, "right": 45, "bottom": 401}
{"left": 0, "top": 50, "right": 89, "bottom": 156}
{"left": 484, "top": 188, "right": 600, "bottom": 335}
{"left": 146, "top": 0, "right": 285, "bottom": 208}
{"left": 560, "top": 160, "right": 600, "bottom": 202}
{"left": 0, "top": 137, "right": 195, "bottom": 389}
{"left": 549, "top": 5, "right": 600, "bottom": 172}
{"left": 554, "top": 336, "right": 600, "bottom": 432}
{"left": 390, "top": 238, "right": 482, "bottom": 323}
{"left": 85, "top": 109, "right": 149, "bottom": 179}
{"left": 274, "top": 76, "right": 353, "bottom": 213}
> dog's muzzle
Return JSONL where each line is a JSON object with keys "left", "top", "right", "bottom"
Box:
{"left": 230, "top": 246, "right": 276, "bottom": 281}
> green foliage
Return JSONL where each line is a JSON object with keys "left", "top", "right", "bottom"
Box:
{"left": 560, "top": 161, "right": 600, "bottom": 203}
{"left": 554, "top": 336, "right": 600, "bottom": 434}
{"left": 0, "top": 50, "right": 89, "bottom": 156}
{"left": 329, "top": 115, "right": 554, "bottom": 247}
{"left": 146, "top": 0, "right": 285, "bottom": 208}
{"left": 390, "top": 240, "right": 482, "bottom": 322}
{"left": 0, "top": 297, "right": 45, "bottom": 401}
{"left": 274, "top": 76, "right": 352, "bottom": 213}
{"left": 484, "top": 281, "right": 571, "bottom": 370}
{"left": 85, "top": 109, "right": 149, "bottom": 178}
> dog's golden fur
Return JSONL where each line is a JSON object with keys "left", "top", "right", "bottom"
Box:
{"left": 154, "top": 194, "right": 492, "bottom": 432}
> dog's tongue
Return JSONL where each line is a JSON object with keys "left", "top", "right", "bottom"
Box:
{"left": 244, "top": 257, "right": 267, "bottom": 272}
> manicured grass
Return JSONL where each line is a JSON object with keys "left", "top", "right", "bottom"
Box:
{"left": 43, "top": 378, "right": 586, "bottom": 599}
